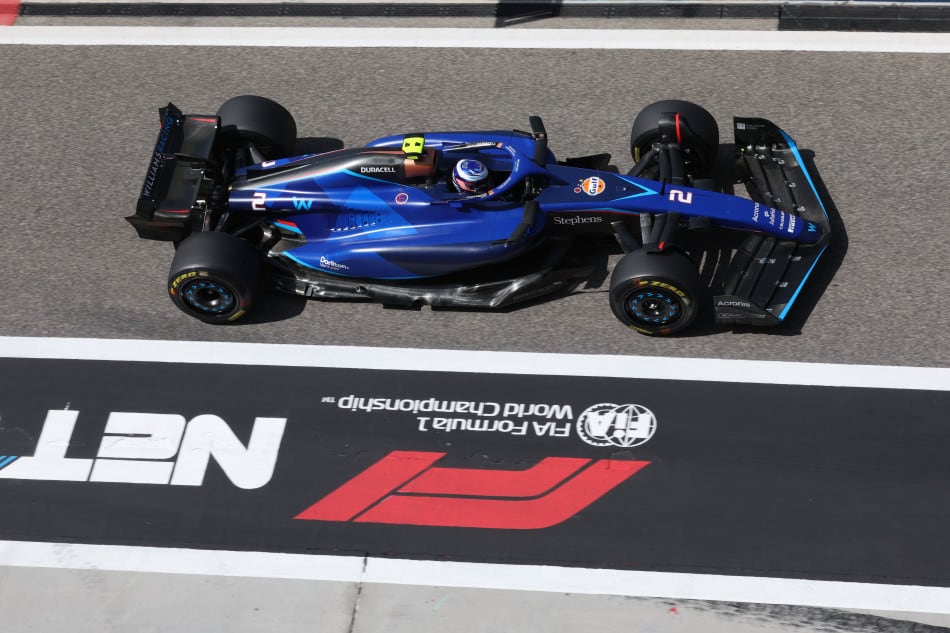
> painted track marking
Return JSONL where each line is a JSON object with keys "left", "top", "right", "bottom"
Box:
{"left": 0, "top": 336, "right": 946, "bottom": 390}
{"left": 1, "top": 541, "right": 948, "bottom": 614}
{"left": 0, "top": 26, "right": 949, "bottom": 52}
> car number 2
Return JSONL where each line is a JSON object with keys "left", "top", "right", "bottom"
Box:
{"left": 668, "top": 189, "right": 693, "bottom": 204}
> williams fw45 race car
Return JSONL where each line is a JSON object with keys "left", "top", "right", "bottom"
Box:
{"left": 127, "top": 96, "right": 830, "bottom": 335}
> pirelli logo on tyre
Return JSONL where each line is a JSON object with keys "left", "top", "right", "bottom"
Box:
{"left": 637, "top": 280, "right": 688, "bottom": 300}
{"left": 169, "top": 270, "right": 202, "bottom": 295}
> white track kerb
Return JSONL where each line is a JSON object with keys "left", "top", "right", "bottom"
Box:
{"left": 0, "top": 336, "right": 948, "bottom": 389}
{"left": 1, "top": 540, "right": 949, "bottom": 614}
{"left": 0, "top": 26, "right": 949, "bottom": 53}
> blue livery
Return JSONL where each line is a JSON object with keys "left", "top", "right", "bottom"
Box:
{"left": 128, "top": 97, "right": 832, "bottom": 335}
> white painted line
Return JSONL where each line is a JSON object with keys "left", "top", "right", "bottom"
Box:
{"left": 1, "top": 540, "right": 948, "bottom": 614}
{"left": 367, "top": 558, "right": 950, "bottom": 614}
{"left": 0, "top": 540, "right": 365, "bottom": 581}
{"left": 1, "top": 26, "right": 949, "bottom": 53}
{"left": 0, "top": 336, "right": 947, "bottom": 390}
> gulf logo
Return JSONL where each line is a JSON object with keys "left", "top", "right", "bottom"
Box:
{"left": 581, "top": 177, "right": 606, "bottom": 196}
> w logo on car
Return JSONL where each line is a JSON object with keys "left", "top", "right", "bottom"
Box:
{"left": 295, "top": 451, "right": 648, "bottom": 529}
{"left": 292, "top": 197, "right": 313, "bottom": 211}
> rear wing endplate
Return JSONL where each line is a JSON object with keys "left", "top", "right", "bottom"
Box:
{"left": 125, "top": 103, "right": 218, "bottom": 241}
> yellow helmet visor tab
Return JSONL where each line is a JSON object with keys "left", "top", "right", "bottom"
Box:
{"left": 402, "top": 134, "right": 425, "bottom": 160}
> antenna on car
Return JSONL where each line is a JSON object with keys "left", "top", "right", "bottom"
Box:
{"left": 529, "top": 116, "right": 548, "bottom": 166}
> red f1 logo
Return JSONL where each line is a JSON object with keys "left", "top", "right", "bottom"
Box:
{"left": 295, "top": 451, "right": 649, "bottom": 529}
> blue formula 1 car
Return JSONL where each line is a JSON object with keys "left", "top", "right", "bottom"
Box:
{"left": 126, "top": 96, "right": 831, "bottom": 335}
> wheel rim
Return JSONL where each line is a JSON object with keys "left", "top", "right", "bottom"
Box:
{"left": 181, "top": 279, "right": 236, "bottom": 315}
{"left": 626, "top": 287, "right": 684, "bottom": 327}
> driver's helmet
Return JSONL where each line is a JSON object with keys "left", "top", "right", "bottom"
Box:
{"left": 452, "top": 159, "right": 490, "bottom": 194}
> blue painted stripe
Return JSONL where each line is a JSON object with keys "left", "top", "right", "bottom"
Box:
{"left": 281, "top": 250, "right": 319, "bottom": 270}
{"left": 612, "top": 190, "right": 660, "bottom": 202}
{"left": 778, "top": 129, "right": 828, "bottom": 220}
{"left": 774, "top": 129, "right": 831, "bottom": 321}
{"left": 778, "top": 243, "right": 829, "bottom": 321}
{"left": 0, "top": 455, "right": 18, "bottom": 470}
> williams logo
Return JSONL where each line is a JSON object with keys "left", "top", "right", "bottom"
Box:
{"left": 576, "top": 403, "right": 657, "bottom": 447}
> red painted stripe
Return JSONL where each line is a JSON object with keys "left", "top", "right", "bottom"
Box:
{"left": 398, "top": 457, "right": 590, "bottom": 498}
{"left": 295, "top": 451, "right": 443, "bottom": 521}
{"left": 675, "top": 112, "right": 682, "bottom": 144}
{"left": 357, "top": 459, "right": 650, "bottom": 529}
{"left": 188, "top": 116, "right": 217, "bottom": 124}
{"left": 275, "top": 219, "right": 299, "bottom": 228}
{"left": 0, "top": 0, "right": 20, "bottom": 26}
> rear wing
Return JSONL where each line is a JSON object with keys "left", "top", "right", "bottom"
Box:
{"left": 125, "top": 103, "right": 219, "bottom": 241}
{"left": 715, "top": 118, "right": 831, "bottom": 325}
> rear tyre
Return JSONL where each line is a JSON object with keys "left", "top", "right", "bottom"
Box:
{"left": 216, "top": 95, "right": 297, "bottom": 159}
{"left": 609, "top": 249, "right": 702, "bottom": 336}
{"left": 168, "top": 231, "right": 261, "bottom": 324}
{"left": 630, "top": 100, "right": 719, "bottom": 178}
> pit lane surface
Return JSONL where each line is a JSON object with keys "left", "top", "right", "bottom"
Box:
{"left": 0, "top": 36, "right": 948, "bottom": 366}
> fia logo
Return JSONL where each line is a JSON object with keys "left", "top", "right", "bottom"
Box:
{"left": 576, "top": 403, "right": 657, "bottom": 448}
{"left": 0, "top": 410, "right": 286, "bottom": 489}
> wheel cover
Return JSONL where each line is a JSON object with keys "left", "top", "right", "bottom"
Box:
{"left": 626, "top": 287, "right": 684, "bottom": 327}
{"left": 181, "top": 279, "right": 236, "bottom": 315}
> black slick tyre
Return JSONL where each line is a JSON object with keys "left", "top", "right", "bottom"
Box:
{"left": 609, "top": 249, "right": 702, "bottom": 336}
{"left": 216, "top": 95, "right": 297, "bottom": 159}
{"left": 168, "top": 231, "right": 261, "bottom": 324}
{"left": 630, "top": 100, "right": 719, "bottom": 177}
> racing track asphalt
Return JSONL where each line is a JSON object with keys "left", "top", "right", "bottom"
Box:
{"left": 0, "top": 42, "right": 947, "bottom": 367}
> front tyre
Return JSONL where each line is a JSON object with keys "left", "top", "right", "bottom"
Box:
{"left": 168, "top": 231, "right": 261, "bottom": 323}
{"left": 609, "top": 249, "right": 702, "bottom": 336}
{"left": 630, "top": 99, "right": 719, "bottom": 179}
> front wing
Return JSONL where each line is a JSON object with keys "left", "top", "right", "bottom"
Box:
{"left": 714, "top": 118, "right": 832, "bottom": 325}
